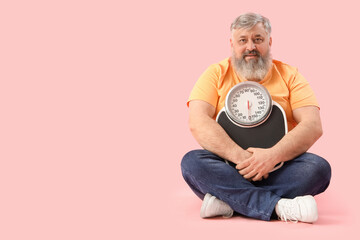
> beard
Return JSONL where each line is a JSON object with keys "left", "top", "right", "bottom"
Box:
{"left": 232, "top": 49, "right": 273, "bottom": 81}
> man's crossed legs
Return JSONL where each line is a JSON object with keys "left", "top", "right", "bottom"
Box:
{"left": 181, "top": 150, "right": 331, "bottom": 222}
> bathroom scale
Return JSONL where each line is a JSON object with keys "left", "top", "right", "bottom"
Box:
{"left": 216, "top": 81, "right": 288, "bottom": 172}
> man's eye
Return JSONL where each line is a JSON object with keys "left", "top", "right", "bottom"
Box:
{"left": 239, "top": 39, "right": 247, "bottom": 44}
{"left": 254, "top": 38, "right": 263, "bottom": 43}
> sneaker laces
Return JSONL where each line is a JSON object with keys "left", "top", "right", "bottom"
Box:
{"left": 277, "top": 199, "right": 300, "bottom": 223}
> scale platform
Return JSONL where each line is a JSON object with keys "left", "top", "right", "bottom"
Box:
{"left": 216, "top": 101, "right": 287, "bottom": 169}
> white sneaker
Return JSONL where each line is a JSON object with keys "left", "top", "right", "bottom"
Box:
{"left": 275, "top": 195, "right": 318, "bottom": 223}
{"left": 200, "top": 193, "right": 234, "bottom": 218}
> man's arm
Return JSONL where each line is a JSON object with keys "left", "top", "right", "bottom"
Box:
{"left": 237, "top": 106, "right": 323, "bottom": 181}
{"left": 188, "top": 100, "right": 251, "bottom": 164}
{"left": 270, "top": 106, "right": 323, "bottom": 162}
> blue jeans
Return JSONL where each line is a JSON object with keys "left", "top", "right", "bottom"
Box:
{"left": 181, "top": 150, "right": 331, "bottom": 221}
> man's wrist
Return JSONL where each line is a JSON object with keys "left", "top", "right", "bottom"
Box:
{"left": 268, "top": 147, "right": 286, "bottom": 164}
{"left": 228, "top": 147, "right": 247, "bottom": 164}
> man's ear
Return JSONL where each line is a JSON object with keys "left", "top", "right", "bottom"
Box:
{"left": 269, "top": 37, "right": 272, "bottom": 47}
{"left": 230, "top": 37, "right": 234, "bottom": 48}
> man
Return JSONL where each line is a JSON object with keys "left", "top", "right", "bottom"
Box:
{"left": 181, "top": 13, "right": 331, "bottom": 223}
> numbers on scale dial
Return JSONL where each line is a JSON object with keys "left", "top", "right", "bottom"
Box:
{"left": 230, "top": 87, "right": 268, "bottom": 124}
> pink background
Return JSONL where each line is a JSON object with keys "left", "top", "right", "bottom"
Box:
{"left": 1, "top": 0, "right": 359, "bottom": 239}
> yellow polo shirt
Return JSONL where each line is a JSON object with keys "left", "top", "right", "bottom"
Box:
{"left": 187, "top": 58, "right": 319, "bottom": 131}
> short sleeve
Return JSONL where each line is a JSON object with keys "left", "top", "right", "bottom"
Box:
{"left": 187, "top": 64, "right": 220, "bottom": 108}
{"left": 289, "top": 70, "right": 319, "bottom": 110}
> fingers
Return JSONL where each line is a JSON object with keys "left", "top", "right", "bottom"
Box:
{"left": 245, "top": 173, "right": 267, "bottom": 181}
{"left": 251, "top": 173, "right": 265, "bottom": 181}
{"left": 253, "top": 172, "right": 269, "bottom": 181}
{"left": 237, "top": 164, "right": 268, "bottom": 181}
{"left": 236, "top": 159, "right": 260, "bottom": 179}
{"left": 236, "top": 153, "right": 254, "bottom": 170}
{"left": 235, "top": 149, "right": 270, "bottom": 181}
{"left": 235, "top": 160, "right": 248, "bottom": 171}
{"left": 240, "top": 165, "right": 262, "bottom": 180}
{"left": 243, "top": 170, "right": 257, "bottom": 180}
{"left": 236, "top": 162, "right": 253, "bottom": 177}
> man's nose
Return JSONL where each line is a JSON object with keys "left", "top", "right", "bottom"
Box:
{"left": 246, "top": 41, "right": 256, "bottom": 50}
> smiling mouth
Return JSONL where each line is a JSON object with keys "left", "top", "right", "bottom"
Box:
{"left": 244, "top": 55, "right": 258, "bottom": 60}
{"left": 243, "top": 50, "right": 260, "bottom": 59}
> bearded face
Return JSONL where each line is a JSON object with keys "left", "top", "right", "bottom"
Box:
{"left": 230, "top": 23, "right": 273, "bottom": 81}
{"left": 232, "top": 48, "right": 272, "bottom": 82}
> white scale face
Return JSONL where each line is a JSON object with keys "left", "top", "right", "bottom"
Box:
{"left": 225, "top": 81, "right": 272, "bottom": 127}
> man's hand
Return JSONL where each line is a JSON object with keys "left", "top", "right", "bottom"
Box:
{"left": 235, "top": 147, "right": 279, "bottom": 181}
{"left": 232, "top": 149, "right": 253, "bottom": 165}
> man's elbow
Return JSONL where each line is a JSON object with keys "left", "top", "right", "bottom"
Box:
{"left": 314, "top": 122, "right": 323, "bottom": 140}
{"left": 302, "top": 120, "right": 323, "bottom": 143}
{"left": 318, "top": 125, "right": 323, "bottom": 139}
{"left": 188, "top": 117, "right": 199, "bottom": 136}
{"left": 188, "top": 114, "right": 209, "bottom": 140}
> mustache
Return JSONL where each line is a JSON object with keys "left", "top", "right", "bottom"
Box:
{"left": 243, "top": 50, "right": 260, "bottom": 58}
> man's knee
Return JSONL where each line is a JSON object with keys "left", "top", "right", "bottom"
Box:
{"left": 181, "top": 149, "right": 205, "bottom": 172}
{"left": 302, "top": 153, "right": 332, "bottom": 184}
{"left": 181, "top": 149, "right": 223, "bottom": 179}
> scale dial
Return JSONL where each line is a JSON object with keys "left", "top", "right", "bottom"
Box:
{"left": 225, "top": 81, "right": 272, "bottom": 127}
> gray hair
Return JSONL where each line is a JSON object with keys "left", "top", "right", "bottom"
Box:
{"left": 230, "top": 13, "right": 271, "bottom": 36}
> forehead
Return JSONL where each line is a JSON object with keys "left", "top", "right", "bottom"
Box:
{"left": 232, "top": 23, "right": 268, "bottom": 38}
